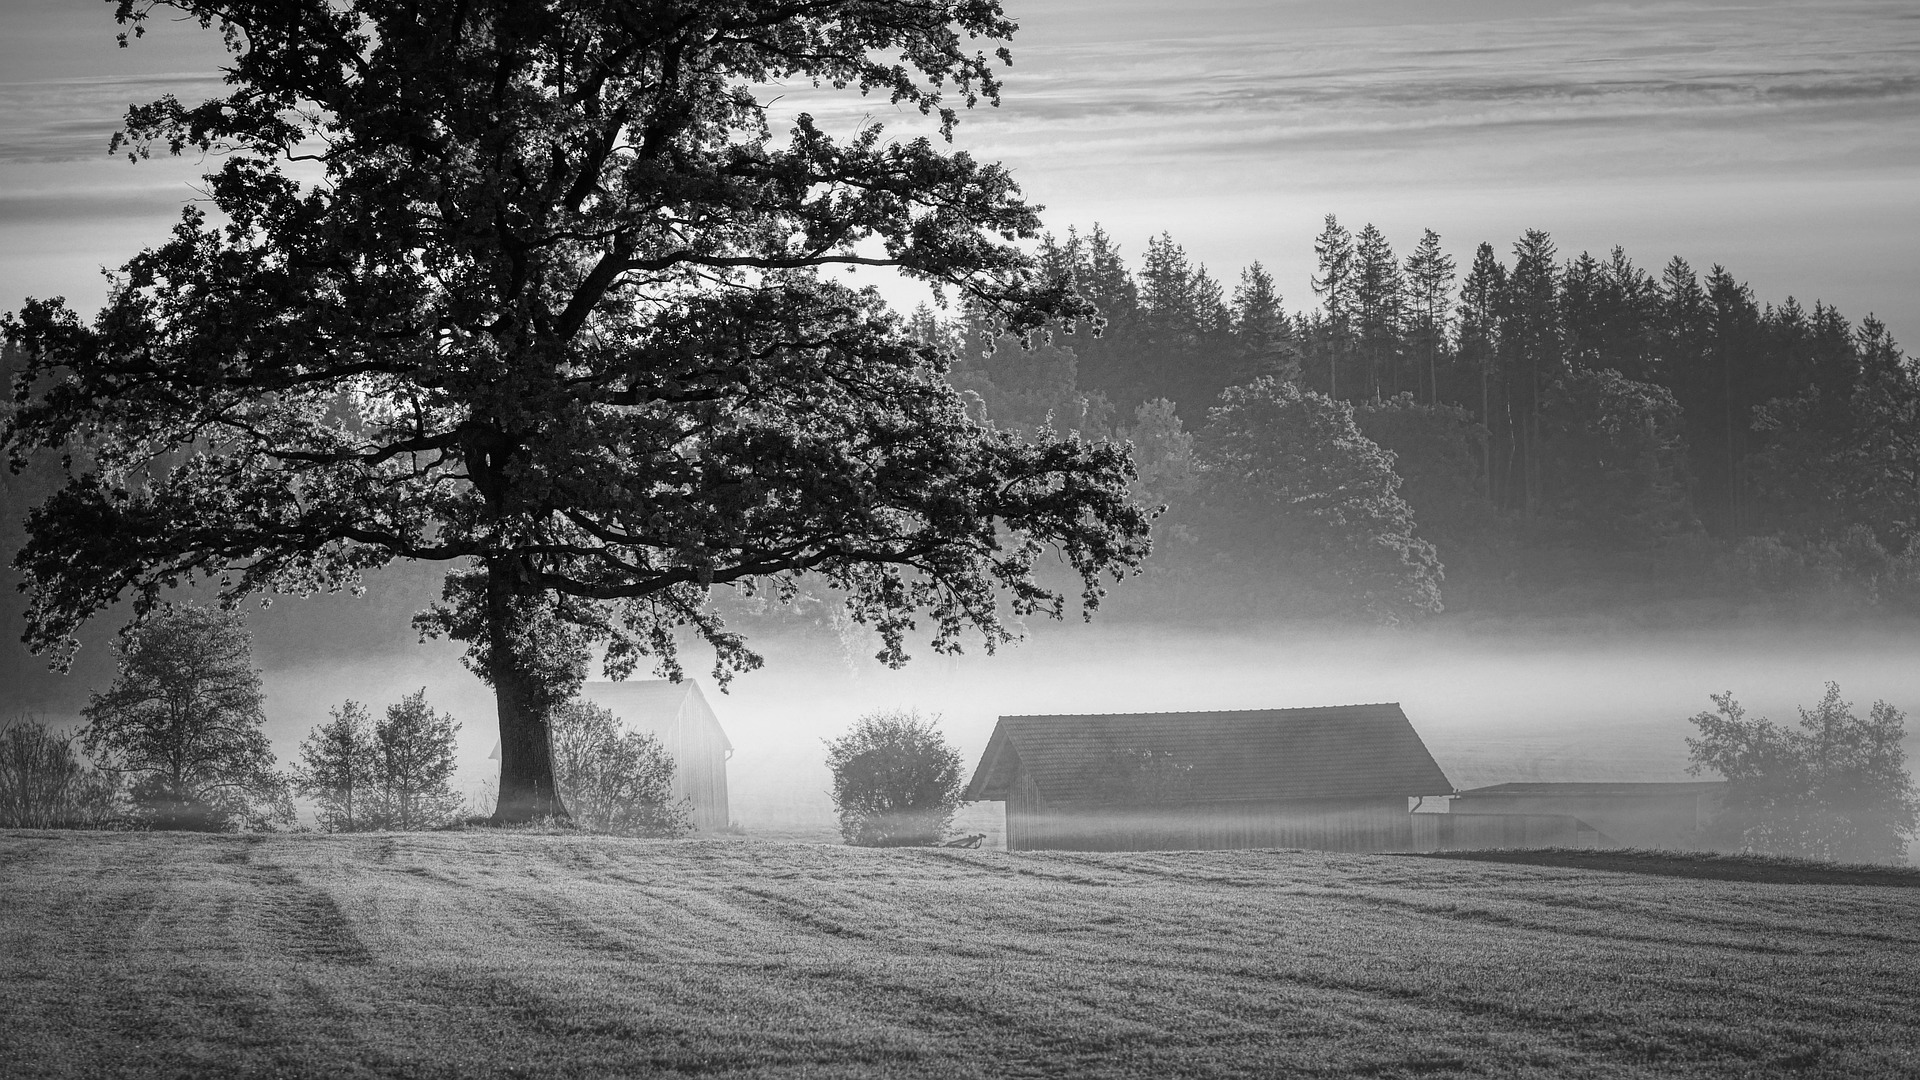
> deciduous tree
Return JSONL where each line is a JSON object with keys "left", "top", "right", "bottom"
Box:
{"left": 2, "top": 0, "right": 1151, "bottom": 822}
{"left": 373, "top": 689, "right": 462, "bottom": 830}
{"left": 294, "top": 700, "right": 380, "bottom": 832}
{"left": 1687, "top": 683, "right": 1919, "bottom": 863}
{"left": 79, "top": 605, "right": 288, "bottom": 830}
{"left": 1195, "top": 378, "right": 1442, "bottom": 621}
{"left": 549, "top": 699, "right": 689, "bottom": 836}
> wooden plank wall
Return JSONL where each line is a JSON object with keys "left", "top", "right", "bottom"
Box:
{"left": 1412, "top": 812, "right": 1603, "bottom": 851}
{"left": 1005, "top": 796, "right": 1415, "bottom": 853}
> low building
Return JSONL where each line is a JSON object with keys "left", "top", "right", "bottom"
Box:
{"left": 963, "top": 705, "right": 1454, "bottom": 852}
{"left": 579, "top": 680, "right": 733, "bottom": 832}
{"left": 1446, "top": 781, "right": 1727, "bottom": 850}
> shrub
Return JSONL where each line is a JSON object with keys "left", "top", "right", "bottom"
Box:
{"left": 825, "top": 710, "right": 965, "bottom": 846}
{"left": 549, "top": 700, "right": 691, "bottom": 836}
{"left": 0, "top": 715, "right": 121, "bottom": 828}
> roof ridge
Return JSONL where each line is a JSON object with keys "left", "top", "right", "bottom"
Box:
{"left": 1000, "top": 703, "right": 1403, "bottom": 719}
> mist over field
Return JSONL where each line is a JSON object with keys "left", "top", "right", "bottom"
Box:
{"left": 7, "top": 544, "right": 1916, "bottom": 846}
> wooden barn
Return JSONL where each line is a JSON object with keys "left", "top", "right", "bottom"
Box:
{"left": 1446, "top": 781, "right": 1727, "bottom": 850}
{"left": 963, "top": 705, "right": 1454, "bottom": 852}
{"left": 578, "top": 680, "right": 733, "bottom": 832}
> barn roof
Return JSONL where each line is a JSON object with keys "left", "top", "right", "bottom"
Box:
{"left": 1455, "top": 781, "right": 1726, "bottom": 799}
{"left": 963, "top": 704, "right": 1453, "bottom": 804}
{"left": 579, "top": 679, "right": 733, "bottom": 752}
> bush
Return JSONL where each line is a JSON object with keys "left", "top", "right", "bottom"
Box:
{"left": 549, "top": 701, "right": 691, "bottom": 836}
{"left": 825, "top": 710, "right": 965, "bottom": 846}
{"left": 0, "top": 715, "right": 121, "bottom": 828}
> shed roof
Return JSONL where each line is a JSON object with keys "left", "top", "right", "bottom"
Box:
{"left": 1455, "top": 781, "right": 1725, "bottom": 799}
{"left": 963, "top": 704, "right": 1453, "bottom": 804}
{"left": 579, "top": 679, "right": 733, "bottom": 752}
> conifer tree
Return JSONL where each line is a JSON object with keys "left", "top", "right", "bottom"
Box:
{"left": 1230, "top": 262, "right": 1299, "bottom": 386}
{"left": 1456, "top": 243, "right": 1508, "bottom": 499}
{"left": 1402, "top": 230, "right": 1456, "bottom": 406}
{"left": 1310, "top": 215, "right": 1356, "bottom": 399}
{"left": 1503, "top": 229, "right": 1562, "bottom": 514}
{"left": 1351, "top": 223, "right": 1406, "bottom": 401}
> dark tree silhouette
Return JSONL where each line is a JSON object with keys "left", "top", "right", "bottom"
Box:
{"left": 80, "top": 605, "right": 287, "bottom": 830}
{"left": 2, "top": 1, "right": 1151, "bottom": 822}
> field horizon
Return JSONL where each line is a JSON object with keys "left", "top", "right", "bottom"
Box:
{"left": 4, "top": 830, "right": 1917, "bottom": 1078}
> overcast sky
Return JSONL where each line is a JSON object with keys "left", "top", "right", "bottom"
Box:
{"left": 2, "top": 0, "right": 1916, "bottom": 344}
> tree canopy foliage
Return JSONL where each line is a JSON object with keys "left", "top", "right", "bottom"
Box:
{"left": 937, "top": 216, "right": 1920, "bottom": 618}
{"left": 1196, "top": 379, "right": 1442, "bottom": 621}
{"left": 80, "top": 605, "right": 288, "bottom": 830}
{"left": 824, "top": 708, "right": 965, "bottom": 846}
{"left": 1, "top": 0, "right": 1151, "bottom": 821}
{"left": 1687, "top": 684, "right": 1919, "bottom": 864}
{"left": 548, "top": 699, "right": 690, "bottom": 836}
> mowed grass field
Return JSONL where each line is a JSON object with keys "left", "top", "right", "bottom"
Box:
{"left": 2, "top": 833, "right": 1917, "bottom": 1079}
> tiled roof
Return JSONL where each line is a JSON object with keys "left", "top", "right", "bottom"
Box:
{"left": 964, "top": 704, "right": 1453, "bottom": 804}
{"left": 1455, "top": 781, "right": 1726, "bottom": 798}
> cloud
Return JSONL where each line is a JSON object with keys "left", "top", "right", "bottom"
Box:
{"left": 0, "top": 72, "right": 227, "bottom": 163}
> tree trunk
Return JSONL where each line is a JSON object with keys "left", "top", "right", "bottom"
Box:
{"left": 485, "top": 560, "right": 569, "bottom": 824}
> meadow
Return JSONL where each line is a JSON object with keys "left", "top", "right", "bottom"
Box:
{"left": 2, "top": 832, "right": 1917, "bottom": 1079}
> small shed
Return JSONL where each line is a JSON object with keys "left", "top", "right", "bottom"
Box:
{"left": 578, "top": 680, "right": 733, "bottom": 832}
{"left": 1447, "top": 781, "right": 1727, "bottom": 850}
{"left": 963, "top": 705, "right": 1454, "bottom": 852}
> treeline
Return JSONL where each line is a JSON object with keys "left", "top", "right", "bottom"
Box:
{"left": 922, "top": 219, "right": 1920, "bottom": 618}
{"left": 0, "top": 605, "right": 690, "bottom": 834}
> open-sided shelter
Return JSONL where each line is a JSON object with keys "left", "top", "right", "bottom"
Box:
{"left": 1447, "top": 781, "right": 1727, "bottom": 850}
{"left": 579, "top": 680, "right": 733, "bottom": 832}
{"left": 963, "top": 705, "right": 1454, "bottom": 852}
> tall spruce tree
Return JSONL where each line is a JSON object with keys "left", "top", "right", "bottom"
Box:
{"left": 1456, "top": 243, "right": 1508, "bottom": 504}
{"left": 1309, "top": 215, "right": 1356, "bottom": 400}
{"left": 1351, "top": 223, "right": 1406, "bottom": 401}
{"left": 1402, "top": 230, "right": 1456, "bottom": 406}
{"left": 1230, "top": 262, "right": 1299, "bottom": 387}
{"left": 1502, "top": 229, "right": 1562, "bottom": 515}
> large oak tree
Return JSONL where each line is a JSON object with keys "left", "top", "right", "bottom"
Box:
{"left": 2, "top": 0, "right": 1150, "bottom": 821}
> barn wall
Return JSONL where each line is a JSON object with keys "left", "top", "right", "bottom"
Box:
{"left": 1005, "top": 791, "right": 1416, "bottom": 853}
{"left": 1448, "top": 793, "right": 1719, "bottom": 850}
{"left": 1413, "top": 812, "right": 1601, "bottom": 851}
{"left": 669, "top": 698, "right": 730, "bottom": 833}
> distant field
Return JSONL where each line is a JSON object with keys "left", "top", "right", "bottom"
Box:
{"left": 3, "top": 833, "right": 1917, "bottom": 1079}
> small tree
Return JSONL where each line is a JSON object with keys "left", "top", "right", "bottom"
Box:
{"left": 1687, "top": 683, "right": 1920, "bottom": 863}
{"left": 80, "top": 605, "right": 288, "bottom": 830}
{"left": 293, "top": 701, "right": 380, "bottom": 833}
{"left": 373, "top": 689, "right": 462, "bottom": 831}
{"left": 0, "top": 715, "right": 121, "bottom": 829}
{"left": 549, "top": 700, "right": 691, "bottom": 837}
{"left": 825, "top": 710, "right": 965, "bottom": 846}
